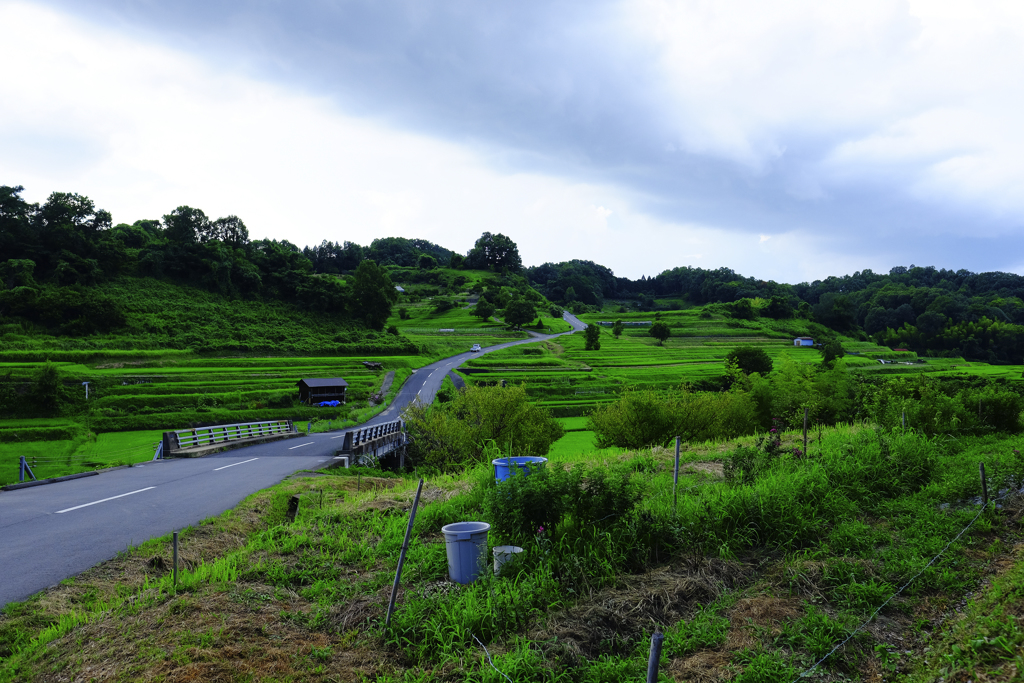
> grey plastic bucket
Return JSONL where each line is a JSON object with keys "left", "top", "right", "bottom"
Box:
{"left": 493, "top": 545, "right": 523, "bottom": 576}
{"left": 492, "top": 456, "right": 548, "bottom": 482}
{"left": 441, "top": 521, "right": 491, "bottom": 584}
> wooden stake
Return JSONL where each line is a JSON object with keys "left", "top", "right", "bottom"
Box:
{"left": 803, "top": 407, "right": 808, "bottom": 456}
{"left": 172, "top": 531, "right": 179, "bottom": 587}
{"left": 980, "top": 462, "right": 989, "bottom": 508}
{"left": 385, "top": 478, "right": 424, "bottom": 629}
{"left": 673, "top": 436, "right": 680, "bottom": 515}
{"left": 286, "top": 494, "right": 300, "bottom": 523}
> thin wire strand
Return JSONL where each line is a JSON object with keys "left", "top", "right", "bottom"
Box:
{"left": 471, "top": 632, "right": 513, "bottom": 683}
{"left": 790, "top": 489, "right": 1016, "bottom": 681}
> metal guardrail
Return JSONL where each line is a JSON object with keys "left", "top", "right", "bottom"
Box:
{"left": 338, "top": 419, "right": 405, "bottom": 457}
{"left": 165, "top": 420, "right": 296, "bottom": 451}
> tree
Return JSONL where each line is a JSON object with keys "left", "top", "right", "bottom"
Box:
{"left": 432, "top": 297, "right": 455, "bottom": 313}
{"left": 563, "top": 286, "right": 577, "bottom": 303}
{"left": 504, "top": 298, "right": 535, "bottom": 329}
{"left": 465, "top": 232, "right": 522, "bottom": 272}
{"left": 549, "top": 305, "right": 563, "bottom": 318}
{"left": 584, "top": 323, "right": 601, "bottom": 350}
{"left": 449, "top": 253, "right": 465, "bottom": 269}
{"left": 209, "top": 215, "right": 249, "bottom": 246}
{"left": 418, "top": 254, "right": 437, "bottom": 270}
{"left": 649, "top": 321, "right": 671, "bottom": 345}
{"left": 163, "top": 206, "right": 209, "bottom": 244}
{"left": 819, "top": 339, "right": 845, "bottom": 368}
{"left": 725, "top": 346, "right": 773, "bottom": 376}
{"left": 474, "top": 297, "right": 496, "bottom": 320}
{"left": 32, "top": 361, "right": 67, "bottom": 416}
{"left": 612, "top": 320, "right": 624, "bottom": 339}
{"left": 351, "top": 260, "right": 398, "bottom": 330}
{"left": 764, "top": 296, "right": 795, "bottom": 319}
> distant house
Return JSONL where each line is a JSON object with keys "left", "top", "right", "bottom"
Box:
{"left": 395, "top": 286, "right": 405, "bottom": 293}
{"left": 793, "top": 337, "right": 814, "bottom": 346}
{"left": 297, "top": 378, "right": 348, "bottom": 405}
{"left": 893, "top": 348, "right": 908, "bottom": 352}
{"left": 597, "top": 321, "right": 653, "bottom": 327}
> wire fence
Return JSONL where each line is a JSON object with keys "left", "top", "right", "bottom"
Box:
{"left": 789, "top": 487, "right": 1015, "bottom": 681}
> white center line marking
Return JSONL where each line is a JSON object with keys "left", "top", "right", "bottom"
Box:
{"left": 55, "top": 487, "right": 156, "bottom": 514}
{"left": 213, "top": 458, "right": 259, "bottom": 471}
{"left": 289, "top": 441, "right": 315, "bottom": 450}
{"left": 330, "top": 435, "right": 345, "bottom": 439}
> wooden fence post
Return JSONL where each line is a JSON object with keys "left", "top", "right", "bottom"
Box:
{"left": 980, "top": 462, "right": 989, "bottom": 508}
{"left": 173, "top": 531, "right": 179, "bottom": 587}
{"left": 286, "top": 495, "right": 300, "bottom": 523}
{"left": 673, "top": 436, "right": 681, "bottom": 515}
{"left": 803, "top": 407, "right": 808, "bottom": 456}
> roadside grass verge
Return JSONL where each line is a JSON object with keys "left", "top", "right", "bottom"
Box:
{"left": 3, "top": 426, "right": 1024, "bottom": 681}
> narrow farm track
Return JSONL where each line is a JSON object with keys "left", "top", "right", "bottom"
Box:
{"left": 0, "top": 317, "right": 586, "bottom": 609}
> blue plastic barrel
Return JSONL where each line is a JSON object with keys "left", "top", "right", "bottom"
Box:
{"left": 441, "top": 521, "right": 491, "bottom": 584}
{"left": 491, "top": 456, "right": 548, "bottom": 482}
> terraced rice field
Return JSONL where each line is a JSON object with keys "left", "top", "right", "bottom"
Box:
{"left": 458, "top": 308, "right": 1024, "bottom": 416}
{"left": 0, "top": 356, "right": 417, "bottom": 486}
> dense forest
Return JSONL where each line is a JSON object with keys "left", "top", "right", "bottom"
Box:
{"left": 4, "top": 183, "right": 1024, "bottom": 363}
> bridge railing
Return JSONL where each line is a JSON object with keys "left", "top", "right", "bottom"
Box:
{"left": 339, "top": 419, "right": 404, "bottom": 454}
{"left": 165, "top": 420, "right": 296, "bottom": 451}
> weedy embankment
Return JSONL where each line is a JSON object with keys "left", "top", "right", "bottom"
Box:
{"left": 2, "top": 428, "right": 1023, "bottom": 682}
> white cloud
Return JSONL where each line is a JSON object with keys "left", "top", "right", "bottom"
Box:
{"left": 4, "top": 0, "right": 1023, "bottom": 284}
{"left": 624, "top": 0, "right": 1024, "bottom": 221}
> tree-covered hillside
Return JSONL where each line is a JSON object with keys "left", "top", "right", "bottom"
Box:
{"left": 528, "top": 261, "right": 1024, "bottom": 364}
{"left": 5, "top": 182, "right": 1024, "bottom": 363}
{"left": 0, "top": 185, "right": 400, "bottom": 339}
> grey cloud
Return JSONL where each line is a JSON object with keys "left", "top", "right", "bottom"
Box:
{"left": 41, "top": 0, "right": 1024, "bottom": 276}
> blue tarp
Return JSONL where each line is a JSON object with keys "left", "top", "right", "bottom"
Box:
{"left": 317, "top": 400, "right": 342, "bottom": 407}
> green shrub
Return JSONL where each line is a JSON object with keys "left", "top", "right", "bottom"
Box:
{"left": 404, "top": 384, "right": 563, "bottom": 471}
{"left": 483, "top": 462, "right": 641, "bottom": 543}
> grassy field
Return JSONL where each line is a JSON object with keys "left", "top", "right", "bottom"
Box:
{"left": 2, "top": 425, "right": 1022, "bottom": 681}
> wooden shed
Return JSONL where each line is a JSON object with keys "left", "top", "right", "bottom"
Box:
{"left": 297, "top": 378, "right": 348, "bottom": 405}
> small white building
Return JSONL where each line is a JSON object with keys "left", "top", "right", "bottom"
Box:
{"left": 793, "top": 337, "right": 814, "bottom": 346}
{"left": 395, "top": 286, "right": 405, "bottom": 293}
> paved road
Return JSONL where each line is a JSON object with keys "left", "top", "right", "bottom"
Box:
{"left": 0, "top": 315, "right": 586, "bottom": 608}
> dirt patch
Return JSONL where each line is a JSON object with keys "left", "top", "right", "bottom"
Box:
{"left": 418, "top": 480, "right": 471, "bottom": 506}
{"left": 529, "top": 559, "right": 753, "bottom": 663}
{"left": 725, "top": 596, "right": 802, "bottom": 649}
{"left": 668, "top": 650, "right": 731, "bottom": 682}
{"left": 33, "top": 586, "right": 386, "bottom": 683}
{"left": 682, "top": 462, "right": 724, "bottom": 478}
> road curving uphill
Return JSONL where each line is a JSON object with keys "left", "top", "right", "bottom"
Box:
{"left": 0, "top": 314, "right": 586, "bottom": 608}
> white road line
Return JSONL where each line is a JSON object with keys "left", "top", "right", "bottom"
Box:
{"left": 330, "top": 435, "right": 345, "bottom": 439}
{"left": 289, "top": 441, "right": 315, "bottom": 450}
{"left": 213, "top": 458, "right": 259, "bottom": 471}
{"left": 55, "top": 487, "right": 156, "bottom": 514}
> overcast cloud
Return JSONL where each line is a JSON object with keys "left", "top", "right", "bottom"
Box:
{"left": 4, "top": 0, "right": 1024, "bottom": 282}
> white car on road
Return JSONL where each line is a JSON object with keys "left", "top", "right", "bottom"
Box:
{"left": 470, "top": 344, "right": 482, "bottom": 352}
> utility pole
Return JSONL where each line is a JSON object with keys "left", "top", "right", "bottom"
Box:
{"left": 82, "top": 382, "right": 90, "bottom": 400}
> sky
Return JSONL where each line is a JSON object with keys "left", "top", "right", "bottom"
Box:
{"left": 3, "top": 1, "right": 1024, "bottom": 283}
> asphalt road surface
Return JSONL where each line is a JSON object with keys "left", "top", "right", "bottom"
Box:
{"left": 0, "top": 315, "right": 586, "bottom": 608}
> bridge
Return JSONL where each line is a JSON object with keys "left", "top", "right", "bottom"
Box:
{"left": 336, "top": 419, "right": 406, "bottom": 466}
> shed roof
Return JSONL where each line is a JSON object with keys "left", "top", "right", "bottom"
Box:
{"left": 298, "top": 378, "right": 349, "bottom": 387}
